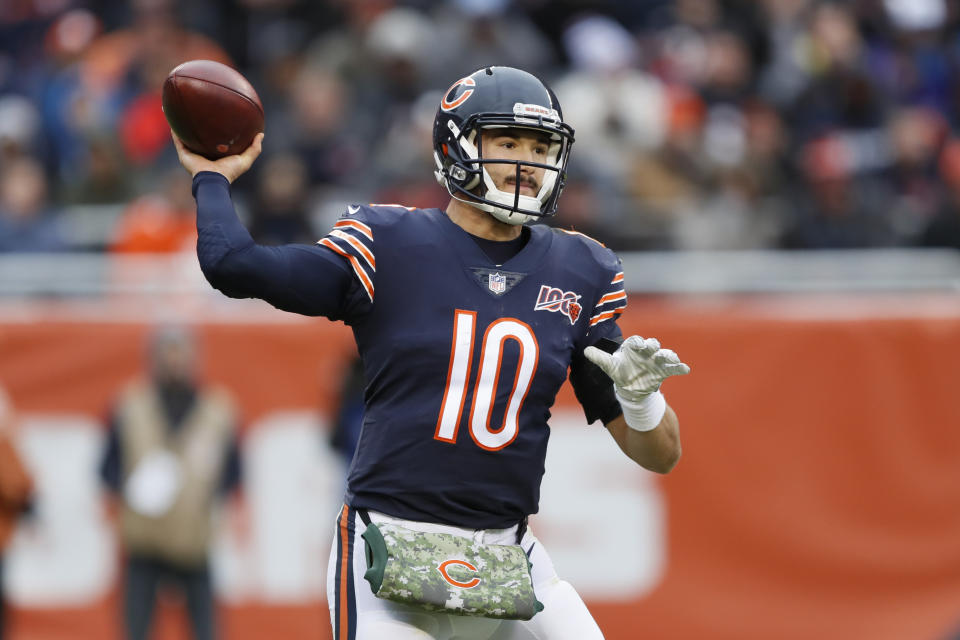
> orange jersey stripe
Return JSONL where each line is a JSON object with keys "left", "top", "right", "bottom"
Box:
{"left": 319, "top": 238, "right": 374, "bottom": 301}
{"left": 329, "top": 230, "right": 376, "bottom": 270}
{"left": 589, "top": 309, "right": 624, "bottom": 326}
{"left": 338, "top": 505, "right": 350, "bottom": 640}
{"left": 611, "top": 273, "right": 624, "bottom": 284}
{"left": 334, "top": 219, "right": 373, "bottom": 241}
{"left": 598, "top": 291, "right": 627, "bottom": 305}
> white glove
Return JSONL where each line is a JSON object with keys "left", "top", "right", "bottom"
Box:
{"left": 584, "top": 336, "right": 691, "bottom": 431}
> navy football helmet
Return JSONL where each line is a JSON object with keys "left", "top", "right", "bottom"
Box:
{"left": 433, "top": 66, "right": 575, "bottom": 225}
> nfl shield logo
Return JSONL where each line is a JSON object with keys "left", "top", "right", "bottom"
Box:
{"left": 488, "top": 272, "right": 506, "bottom": 294}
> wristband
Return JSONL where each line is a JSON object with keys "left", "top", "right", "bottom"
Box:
{"left": 616, "top": 389, "right": 666, "bottom": 432}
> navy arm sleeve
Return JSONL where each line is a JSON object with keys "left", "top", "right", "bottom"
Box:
{"left": 193, "top": 171, "right": 355, "bottom": 319}
{"left": 569, "top": 333, "right": 624, "bottom": 426}
{"left": 570, "top": 246, "right": 627, "bottom": 426}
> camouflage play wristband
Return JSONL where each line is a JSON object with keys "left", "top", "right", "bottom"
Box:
{"left": 360, "top": 521, "right": 544, "bottom": 620}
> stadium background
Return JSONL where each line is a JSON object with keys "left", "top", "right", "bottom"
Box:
{"left": 1, "top": 0, "right": 960, "bottom": 639}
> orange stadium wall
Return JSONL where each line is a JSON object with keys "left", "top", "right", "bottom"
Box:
{"left": 1, "top": 295, "right": 959, "bottom": 640}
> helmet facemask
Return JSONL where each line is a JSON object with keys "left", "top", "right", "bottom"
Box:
{"left": 435, "top": 113, "right": 574, "bottom": 226}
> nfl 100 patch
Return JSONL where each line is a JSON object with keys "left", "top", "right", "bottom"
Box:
{"left": 533, "top": 284, "right": 581, "bottom": 325}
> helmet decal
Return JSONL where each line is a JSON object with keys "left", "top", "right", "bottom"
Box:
{"left": 441, "top": 76, "right": 477, "bottom": 112}
{"left": 512, "top": 103, "right": 560, "bottom": 123}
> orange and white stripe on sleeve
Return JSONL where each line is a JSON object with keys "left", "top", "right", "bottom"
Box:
{"left": 589, "top": 271, "right": 626, "bottom": 328}
{"left": 318, "top": 219, "right": 375, "bottom": 302}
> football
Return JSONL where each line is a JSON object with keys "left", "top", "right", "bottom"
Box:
{"left": 162, "top": 59, "right": 264, "bottom": 160}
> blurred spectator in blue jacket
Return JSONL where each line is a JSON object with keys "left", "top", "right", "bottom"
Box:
{"left": 0, "top": 156, "right": 65, "bottom": 252}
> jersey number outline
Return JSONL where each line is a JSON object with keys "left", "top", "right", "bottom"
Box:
{"left": 434, "top": 310, "right": 539, "bottom": 451}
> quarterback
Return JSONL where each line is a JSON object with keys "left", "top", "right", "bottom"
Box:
{"left": 174, "top": 66, "right": 690, "bottom": 640}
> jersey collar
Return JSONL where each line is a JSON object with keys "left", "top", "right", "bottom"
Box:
{"left": 430, "top": 208, "right": 554, "bottom": 273}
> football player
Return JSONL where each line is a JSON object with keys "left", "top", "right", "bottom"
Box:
{"left": 173, "top": 66, "right": 690, "bottom": 640}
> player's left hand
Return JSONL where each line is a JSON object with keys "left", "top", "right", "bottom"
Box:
{"left": 584, "top": 336, "right": 690, "bottom": 402}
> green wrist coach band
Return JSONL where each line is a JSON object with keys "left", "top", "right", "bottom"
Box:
{"left": 360, "top": 520, "right": 544, "bottom": 620}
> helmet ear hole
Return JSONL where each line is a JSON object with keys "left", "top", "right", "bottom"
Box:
{"left": 450, "top": 164, "right": 479, "bottom": 191}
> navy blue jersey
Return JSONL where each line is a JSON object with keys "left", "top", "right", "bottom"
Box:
{"left": 191, "top": 173, "right": 626, "bottom": 529}
{"left": 320, "top": 205, "right": 625, "bottom": 528}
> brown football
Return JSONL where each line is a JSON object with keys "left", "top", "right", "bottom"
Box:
{"left": 162, "top": 60, "right": 264, "bottom": 160}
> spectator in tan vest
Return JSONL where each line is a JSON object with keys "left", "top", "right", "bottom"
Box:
{"left": 0, "top": 386, "right": 33, "bottom": 640}
{"left": 99, "top": 326, "right": 241, "bottom": 640}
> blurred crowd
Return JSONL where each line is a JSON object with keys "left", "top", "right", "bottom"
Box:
{"left": 3, "top": 0, "right": 960, "bottom": 254}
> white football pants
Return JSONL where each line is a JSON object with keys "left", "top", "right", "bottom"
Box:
{"left": 327, "top": 506, "right": 605, "bottom": 640}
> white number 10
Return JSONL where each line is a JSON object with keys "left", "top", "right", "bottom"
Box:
{"left": 434, "top": 310, "right": 539, "bottom": 451}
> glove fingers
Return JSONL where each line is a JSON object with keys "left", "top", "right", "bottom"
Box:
{"left": 662, "top": 362, "right": 691, "bottom": 376}
{"left": 624, "top": 336, "right": 659, "bottom": 357}
{"left": 653, "top": 349, "right": 691, "bottom": 377}
{"left": 640, "top": 337, "right": 660, "bottom": 355}
{"left": 654, "top": 348, "right": 679, "bottom": 364}
{"left": 583, "top": 345, "right": 616, "bottom": 375}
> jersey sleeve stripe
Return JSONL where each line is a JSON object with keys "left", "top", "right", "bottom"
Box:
{"left": 611, "top": 272, "right": 624, "bottom": 284}
{"left": 319, "top": 238, "right": 374, "bottom": 302}
{"left": 328, "top": 229, "right": 376, "bottom": 270}
{"left": 589, "top": 307, "right": 625, "bottom": 327}
{"left": 334, "top": 219, "right": 373, "bottom": 241}
{"left": 597, "top": 291, "right": 626, "bottom": 305}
